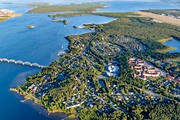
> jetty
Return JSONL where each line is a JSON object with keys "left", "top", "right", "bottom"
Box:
{"left": 0, "top": 58, "right": 47, "bottom": 68}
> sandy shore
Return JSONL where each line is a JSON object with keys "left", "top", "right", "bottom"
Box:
{"left": 136, "top": 12, "right": 180, "bottom": 27}
{"left": 0, "top": 13, "right": 22, "bottom": 22}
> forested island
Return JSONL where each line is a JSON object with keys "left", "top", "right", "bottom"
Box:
{"left": 28, "top": 3, "right": 106, "bottom": 13}
{"left": 12, "top": 9, "right": 180, "bottom": 120}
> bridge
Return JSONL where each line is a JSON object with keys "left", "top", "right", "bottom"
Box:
{"left": 0, "top": 58, "right": 47, "bottom": 68}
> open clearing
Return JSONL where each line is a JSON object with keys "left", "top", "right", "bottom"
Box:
{"left": 137, "top": 12, "right": 180, "bottom": 27}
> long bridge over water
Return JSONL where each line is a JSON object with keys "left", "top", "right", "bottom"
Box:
{"left": 0, "top": 58, "right": 47, "bottom": 68}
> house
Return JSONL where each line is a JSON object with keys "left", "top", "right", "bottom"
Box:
{"left": 28, "top": 84, "right": 35, "bottom": 90}
{"left": 143, "top": 71, "right": 160, "bottom": 77}
{"left": 116, "top": 93, "right": 121, "bottom": 96}
{"left": 72, "top": 85, "right": 76, "bottom": 90}
{"left": 147, "top": 67, "right": 156, "bottom": 73}
{"left": 166, "top": 75, "right": 175, "bottom": 81}
{"left": 175, "top": 77, "right": 180, "bottom": 83}
{"left": 129, "top": 57, "right": 136, "bottom": 61}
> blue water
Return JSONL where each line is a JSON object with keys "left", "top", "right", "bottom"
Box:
{"left": 97, "top": 1, "right": 180, "bottom": 12}
{"left": 0, "top": 4, "right": 115, "bottom": 120}
{"left": 163, "top": 39, "right": 180, "bottom": 53}
{"left": 98, "top": 1, "right": 180, "bottom": 12}
{"left": 0, "top": 1, "right": 179, "bottom": 120}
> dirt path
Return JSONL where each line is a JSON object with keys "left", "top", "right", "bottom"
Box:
{"left": 136, "top": 12, "right": 180, "bottom": 27}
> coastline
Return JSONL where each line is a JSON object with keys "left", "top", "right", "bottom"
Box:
{"left": 9, "top": 11, "right": 115, "bottom": 119}
{"left": 5, "top": 2, "right": 180, "bottom": 119}
{"left": 9, "top": 11, "right": 116, "bottom": 120}
{"left": 11, "top": 10, "right": 180, "bottom": 118}
{"left": 0, "top": 13, "right": 22, "bottom": 22}
{"left": 10, "top": 88, "right": 72, "bottom": 119}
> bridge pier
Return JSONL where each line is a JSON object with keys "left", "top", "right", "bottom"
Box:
{"left": 0, "top": 58, "right": 47, "bottom": 69}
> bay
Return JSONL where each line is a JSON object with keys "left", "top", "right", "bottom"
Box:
{"left": 0, "top": 1, "right": 179, "bottom": 120}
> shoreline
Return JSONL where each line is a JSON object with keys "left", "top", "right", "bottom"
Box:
{"left": 10, "top": 88, "right": 70, "bottom": 120}
{"left": 154, "top": 37, "right": 177, "bottom": 53}
{"left": 0, "top": 13, "right": 22, "bottom": 22}
{"left": 11, "top": 10, "right": 180, "bottom": 118}
{"left": 7, "top": 2, "right": 180, "bottom": 118}
{"left": 8, "top": 11, "right": 117, "bottom": 118}
{"left": 9, "top": 9, "right": 115, "bottom": 119}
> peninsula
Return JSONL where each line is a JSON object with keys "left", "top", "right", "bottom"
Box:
{"left": 0, "top": 9, "right": 22, "bottom": 22}
{"left": 12, "top": 7, "right": 180, "bottom": 120}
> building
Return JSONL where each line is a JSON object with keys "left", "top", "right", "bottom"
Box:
{"left": 129, "top": 57, "right": 162, "bottom": 80}
{"left": 108, "top": 65, "right": 119, "bottom": 73}
{"left": 106, "top": 65, "right": 119, "bottom": 77}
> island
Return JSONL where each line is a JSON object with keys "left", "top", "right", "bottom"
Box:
{"left": 28, "top": 3, "right": 107, "bottom": 13}
{"left": 0, "top": 9, "right": 22, "bottom": 22}
{"left": 11, "top": 8, "right": 180, "bottom": 120}
{"left": 52, "top": 19, "right": 68, "bottom": 25}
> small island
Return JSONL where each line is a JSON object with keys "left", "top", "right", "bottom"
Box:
{"left": 52, "top": 19, "right": 68, "bottom": 25}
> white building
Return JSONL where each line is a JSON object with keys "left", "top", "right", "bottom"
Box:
{"left": 108, "top": 65, "right": 119, "bottom": 73}
{"left": 106, "top": 65, "right": 119, "bottom": 77}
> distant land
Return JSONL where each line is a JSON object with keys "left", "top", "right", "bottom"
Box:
{"left": 0, "top": 9, "right": 22, "bottom": 22}
{"left": 48, "top": 9, "right": 180, "bottom": 27}
{"left": 141, "top": 9, "right": 180, "bottom": 18}
{"left": 161, "top": 0, "right": 180, "bottom": 5}
{"left": 137, "top": 10, "right": 180, "bottom": 27}
{"left": 28, "top": 3, "right": 107, "bottom": 13}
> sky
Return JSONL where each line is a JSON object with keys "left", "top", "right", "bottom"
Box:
{"left": 0, "top": 0, "right": 161, "bottom": 4}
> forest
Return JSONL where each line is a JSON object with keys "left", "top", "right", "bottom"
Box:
{"left": 28, "top": 3, "right": 106, "bottom": 13}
